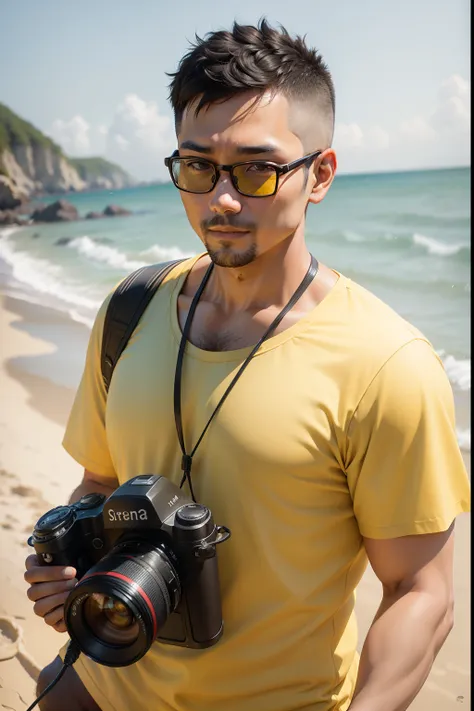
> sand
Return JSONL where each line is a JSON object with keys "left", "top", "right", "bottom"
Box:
{"left": 0, "top": 293, "right": 470, "bottom": 710}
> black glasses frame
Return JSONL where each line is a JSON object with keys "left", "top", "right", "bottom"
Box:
{"left": 164, "top": 149, "right": 322, "bottom": 198}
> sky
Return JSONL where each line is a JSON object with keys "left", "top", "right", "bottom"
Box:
{"left": 0, "top": 0, "right": 470, "bottom": 181}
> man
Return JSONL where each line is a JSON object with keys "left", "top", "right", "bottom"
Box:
{"left": 24, "top": 19, "right": 469, "bottom": 711}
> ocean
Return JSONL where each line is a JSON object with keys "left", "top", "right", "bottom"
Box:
{"left": 0, "top": 166, "right": 470, "bottom": 450}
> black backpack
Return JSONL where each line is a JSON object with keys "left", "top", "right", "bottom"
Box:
{"left": 101, "top": 259, "right": 185, "bottom": 392}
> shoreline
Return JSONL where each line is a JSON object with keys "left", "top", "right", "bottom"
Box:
{"left": 0, "top": 267, "right": 471, "bottom": 709}
{"left": 3, "top": 294, "right": 91, "bottom": 391}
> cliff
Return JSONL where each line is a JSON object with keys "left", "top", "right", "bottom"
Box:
{"left": 0, "top": 103, "right": 135, "bottom": 209}
{"left": 69, "top": 157, "right": 132, "bottom": 191}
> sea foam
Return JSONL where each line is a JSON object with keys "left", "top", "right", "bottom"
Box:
{"left": 438, "top": 352, "right": 471, "bottom": 391}
{"left": 0, "top": 231, "right": 100, "bottom": 312}
{"left": 412, "top": 233, "right": 470, "bottom": 257}
{"left": 68, "top": 236, "right": 147, "bottom": 271}
{"left": 457, "top": 428, "right": 471, "bottom": 453}
{"left": 339, "top": 230, "right": 470, "bottom": 259}
{"left": 67, "top": 236, "right": 194, "bottom": 269}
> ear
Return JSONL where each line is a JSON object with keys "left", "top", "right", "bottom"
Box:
{"left": 308, "top": 149, "right": 337, "bottom": 205}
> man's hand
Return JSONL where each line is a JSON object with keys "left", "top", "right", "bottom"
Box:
{"left": 24, "top": 554, "right": 78, "bottom": 633}
{"left": 24, "top": 469, "right": 116, "bottom": 633}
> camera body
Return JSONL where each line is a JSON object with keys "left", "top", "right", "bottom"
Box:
{"left": 29, "top": 475, "right": 230, "bottom": 665}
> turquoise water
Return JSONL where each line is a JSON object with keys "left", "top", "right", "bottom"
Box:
{"left": 0, "top": 166, "right": 470, "bottom": 395}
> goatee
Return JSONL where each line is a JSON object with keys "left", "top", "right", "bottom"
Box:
{"left": 205, "top": 241, "right": 258, "bottom": 268}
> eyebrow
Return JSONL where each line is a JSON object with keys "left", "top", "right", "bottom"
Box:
{"left": 179, "top": 140, "right": 280, "bottom": 156}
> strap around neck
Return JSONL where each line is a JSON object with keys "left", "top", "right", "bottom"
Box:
{"left": 174, "top": 254, "right": 319, "bottom": 500}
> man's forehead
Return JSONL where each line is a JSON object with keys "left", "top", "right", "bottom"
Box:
{"left": 179, "top": 91, "right": 299, "bottom": 146}
{"left": 179, "top": 91, "right": 326, "bottom": 152}
{"left": 182, "top": 90, "right": 282, "bottom": 123}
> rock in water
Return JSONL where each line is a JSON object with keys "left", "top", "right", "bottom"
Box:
{"left": 31, "top": 200, "right": 79, "bottom": 223}
{"left": 103, "top": 204, "right": 131, "bottom": 217}
{"left": 0, "top": 210, "right": 24, "bottom": 226}
{"left": 54, "top": 236, "right": 73, "bottom": 246}
{"left": 85, "top": 211, "right": 104, "bottom": 219}
{"left": 0, "top": 175, "right": 25, "bottom": 211}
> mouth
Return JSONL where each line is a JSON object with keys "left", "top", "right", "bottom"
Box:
{"left": 207, "top": 229, "right": 250, "bottom": 237}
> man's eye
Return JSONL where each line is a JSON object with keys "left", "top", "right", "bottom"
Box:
{"left": 185, "top": 161, "right": 213, "bottom": 172}
{"left": 246, "top": 163, "right": 274, "bottom": 174}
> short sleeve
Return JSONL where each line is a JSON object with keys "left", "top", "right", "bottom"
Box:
{"left": 345, "top": 338, "right": 470, "bottom": 539}
{"left": 62, "top": 294, "right": 117, "bottom": 478}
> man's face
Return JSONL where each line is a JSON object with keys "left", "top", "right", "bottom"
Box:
{"left": 176, "top": 91, "right": 330, "bottom": 268}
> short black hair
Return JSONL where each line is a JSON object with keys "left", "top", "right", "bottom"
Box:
{"left": 168, "top": 18, "right": 335, "bottom": 144}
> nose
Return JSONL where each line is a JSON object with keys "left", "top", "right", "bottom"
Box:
{"left": 208, "top": 173, "right": 243, "bottom": 215}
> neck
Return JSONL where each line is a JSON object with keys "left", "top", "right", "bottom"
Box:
{"left": 205, "top": 234, "right": 313, "bottom": 313}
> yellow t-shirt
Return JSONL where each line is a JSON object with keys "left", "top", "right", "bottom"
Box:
{"left": 61, "top": 254, "right": 470, "bottom": 711}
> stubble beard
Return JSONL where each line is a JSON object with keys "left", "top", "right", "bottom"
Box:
{"left": 205, "top": 239, "right": 258, "bottom": 268}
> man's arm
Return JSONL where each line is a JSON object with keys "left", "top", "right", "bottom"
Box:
{"left": 68, "top": 468, "right": 118, "bottom": 504}
{"left": 348, "top": 524, "right": 455, "bottom": 711}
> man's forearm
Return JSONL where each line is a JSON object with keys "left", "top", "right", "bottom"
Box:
{"left": 348, "top": 588, "right": 453, "bottom": 711}
{"left": 68, "top": 477, "right": 117, "bottom": 505}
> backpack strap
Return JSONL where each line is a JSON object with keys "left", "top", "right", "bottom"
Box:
{"left": 101, "top": 259, "right": 185, "bottom": 392}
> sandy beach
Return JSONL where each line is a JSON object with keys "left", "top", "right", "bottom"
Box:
{"left": 0, "top": 292, "right": 470, "bottom": 710}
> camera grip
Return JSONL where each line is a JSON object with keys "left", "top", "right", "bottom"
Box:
{"left": 27, "top": 533, "right": 78, "bottom": 569}
{"left": 185, "top": 556, "right": 223, "bottom": 645}
{"left": 36, "top": 549, "right": 77, "bottom": 568}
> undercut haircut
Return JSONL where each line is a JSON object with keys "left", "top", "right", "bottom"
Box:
{"left": 168, "top": 18, "right": 335, "bottom": 145}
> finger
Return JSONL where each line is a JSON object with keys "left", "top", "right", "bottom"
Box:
{"left": 33, "top": 591, "right": 70, "bottom": 619}
{"left": 24, "top": 565, "right": 76, "bottom": 585}
{"left": 52, "top": 619, "right": 67, "bottom": 633}
{"left": 27, "top": 578, "right": 77, "bottom": 602}
{"left": 44, "top": 605, "right": 68, "bottom": 627}
{"left": 25, "top": 554, "right": 40, "bottom": 570}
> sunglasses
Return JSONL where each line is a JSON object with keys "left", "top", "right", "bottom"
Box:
{"left": 164, "top": 150, "right": 322, "bottom": 198}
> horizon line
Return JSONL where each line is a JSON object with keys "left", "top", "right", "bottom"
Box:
{"left": 136, "top": 163, "right": 470, "bottom": 185}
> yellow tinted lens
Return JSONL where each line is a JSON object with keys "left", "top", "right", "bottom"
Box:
{"left": 173, "top": 159, "right": 215, "bottom": 192}
{"left": 233, "top": 164, "right": 277, "bottom": 196}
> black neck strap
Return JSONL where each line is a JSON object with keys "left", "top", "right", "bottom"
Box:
{"left": 174, "top": 254, "right": 319, "bottom": 501}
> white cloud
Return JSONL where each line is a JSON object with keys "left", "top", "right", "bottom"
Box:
{"left": 399, "top": 116, "right": 437, "bottom": 142}
{"left": 367, "top": 126, "right": 390, "bottom": 150}
{"left": 50, "top": 115, "right": 91, "bottom": 155}
{"left": 334, "top": 74, "right": 470, "bottom": 173}
{"left": 49, "top": 96, "right": 174, "bottom": 180}
{"left": 104, "top": 94, "right": 174, "bottom": 180}
{"left": 333, "top": 123, "right": 390, "bottom": 173}
{"left": 333, "top": 123, "right": 364, "bottom": 150}
{"left": 50, "top": 76, "right": 469, "bottom": 179}
{"left": 333, "top": 124, "right": 390, "bottom": 154}
{"left": 114, "top": 133, "right": 130, "bottom": 150}
{"left": 437, "top": 74, "right": 470, "bottom": 103}
{"left": 431, "top": 74, "right": 470, "bottom": 133}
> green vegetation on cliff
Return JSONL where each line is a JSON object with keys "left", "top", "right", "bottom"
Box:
{"left": 0, "top": 103, "right": 132, "bottom": 190}
{"left": 69, "top": 156, "right": 131, "bottom": 180}
{"left": 0, "top": 103, "right": 62, "bottom": 155}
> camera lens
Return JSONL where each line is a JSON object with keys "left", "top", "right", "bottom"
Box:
{"left": 84, "top": 594, "right": 140, "bottom": 646}
{"left": 64, "top": 540, "right": 181, "bottom": 667}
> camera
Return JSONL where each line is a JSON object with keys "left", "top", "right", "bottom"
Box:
{"left": 28, "top": 475, "right": 230, "bottom": 667}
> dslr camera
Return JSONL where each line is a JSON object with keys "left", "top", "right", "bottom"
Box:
{"left": 28, "top": 475, "right": 230, "bottom": 667}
